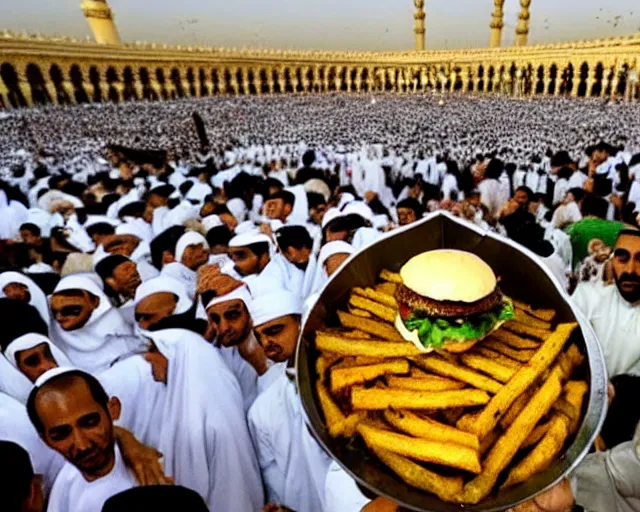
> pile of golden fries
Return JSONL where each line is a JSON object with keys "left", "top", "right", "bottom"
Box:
{"left": 313, "top": 270, "right": 589, "bottom": 505}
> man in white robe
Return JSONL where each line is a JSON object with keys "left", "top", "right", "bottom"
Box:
{"left": 572, "top": 229, "right": 640, "bottom": 377}
{"left": 247, "top": 289, "right": 331, "bottom": 512}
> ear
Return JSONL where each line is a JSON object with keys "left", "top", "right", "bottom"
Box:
{"left": 86, "top": 291, "right": 100, "bottom": 310}
{"left": 105, "top": 277, "right": 117, "bottom": 291}
{"left": 107, "top": 396, "right": 122, "bottom": 422}
{"left": 161, "top": 250, "right": 176, "bottom": 266}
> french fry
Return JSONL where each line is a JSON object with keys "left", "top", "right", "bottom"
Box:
{"left": 358, "top": 422, "right": 482, "bottom": 473}
{"left": 384, "top": 410, "right": 480, "bottom": 450}
{"left": 474, "top": 347, "right": 522, "bottom": 370}
{"left": 491, "top": 329, "right": 541, "bottom": 350}
{"left": 414, "top": 355, "right": 503, "bottom": 394}
{"left": 353, "top": 287, "right": 398, "bottom": 309}
{"left": 479, "top": 427, "right": 501, "bottom": 456}
{"left": 331, "top": 356, "right": 386, "bottom": 369}
{"left": 456, "top": 412, "right": 480, "bottom": 432}
{"left": 484, "top": 339, "right": 537, "bottom": 363}
{"left": 348, "top": 294, "right": 396, "bottom": 323}
{"left": 352, "top": 387, "right": 490, "bottom": 411}
{"left": 343, "top": 330, "right": 372, "bottom": 339}
{"left": 522, "top": 420, "right": 552, "bottom": 448}
{"left": 463, "top": 323, "right": 576, "bottom": 439}
{"left": 460, "top": 353, "right": 516, "bottom": 383}
{"left": 337, "top": 311, "right": 404, "bottom": 341}
{"left": 316, "top": 354, "right": 342, "bottom": 377}
{"left": 316, "top": 380, "right": 348, "bottom": 438}
{"left": 503, "top": 414, "right": 570, "bottom": 488}
{"left": 563, "top": 381, "right": 588, "bottom": 433}
{"left": 513, "top": 308, "right": 553, "bottom": 330}
{"left": 375, "top": 282, "right": 398, "bottom": 296}
{"left": 512, "top": 300, "right": 557, "bottom": 323}
{"left": 330, "top": 360, "right": 410, "bottom": 392}
{"left": 386, "top": 375, "right": 466, "bottom": 391}
{"left": 503, "top": 321, "right": 551, "bottom": 342}
{"left": 315, "top": 332, "right": 420, "bottom": 358}
{"left": 552, "top": 398, "right": 579, "bottom": 424}
{"left": 343, "top": 411, "right": 368, "bottom": 437}
{"left": 379, "top": 269, "right": 403, "bottom": 284}
{"left": 441, "top": 408, "right": 465, "bottom": 425}
{"left": 461, "top": 369, "right": 564, "bottom": 504}
{"left": 500, "top": 386, "right": 537, "bottom": 430}
{"left": 350, "top": 307, "right": 373, "bottom": 318}
{"left": 372, "top": 447, "right": 464, "bottom": 502}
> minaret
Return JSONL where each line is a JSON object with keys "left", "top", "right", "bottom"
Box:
{"left": 515, "top": 0, "right": 532, "bottom": 46}
{"left": 489, "top": 0, "right": 505, "bottom": 48}
{"left": 81, "top": 0, "right": 121, "bottom": 45}
{"left": 414, "top": 0, "right": 426, "bottom": 51}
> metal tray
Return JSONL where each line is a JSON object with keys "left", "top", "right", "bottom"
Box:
{"left": 296, "top": 211, "right": 608, "bottom": 511}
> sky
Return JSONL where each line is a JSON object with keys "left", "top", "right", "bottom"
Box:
{"left": 1, "top": 0, "right": 638, "bottom": 51}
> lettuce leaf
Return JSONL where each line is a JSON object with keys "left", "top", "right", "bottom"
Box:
{"left": 403, "top": 298, "right": 515, "bottom": 349}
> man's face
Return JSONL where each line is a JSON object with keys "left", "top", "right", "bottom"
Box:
{"left": 219, "top": 213, "right": 238, "bottom": 231}
{"left": 283, "top": 246, "right": 311, "bottom": 271}
{"left": 103, "top": 235, "right": 139, "bottom": 258}
{"left": 514, "top": 190, "right": 530, "bottom": 207}
{"left": 200, "top": 202, "right": 215, "bottom": 218}
{"left": 207, "top": 299, "right": 252, "bottom": 347}
{"left": 325, "top": 253, "right": 349, "bottom": 277}
{"left": 397, "top": 207, "right": 417, "bottom": 226}
{"left": 264, "top": 198, "right": 290, "bottom": 222}
{"left": 254, "top": 315, "right": 300, "bottom": 363}
{"left": 21, "top": 229, "right": 40, "bottom": 247}
{"left": 36, "top": 379, "right": 117, "bottom": 481}
{"left": 612, "top": 234, "right": 640, "bottom": 304}
{"left": 16, "top": 342, "right": 58, "bottom": 383}
{"left": 2, "top": 282, "right": 31, "bottom": 303}
{"left": 229, "top": 247, "right": 265, "bottom": 277}
{"left": 147, "top": 193, "right": 168, "bottom": 209}
{"left": 50, "top": 292, "right": 100, "bottom": 331}
{"left": 108, "top": 261, "right": 141, "bottom": 298}
{"left": 135, "top": 292, "right": 178, "bottom": 331}
{"left": 181, "top": 243, "right": 209, "bottom": 271}
{"left": 310, "top": 205, "right": 327, "bottom": 226}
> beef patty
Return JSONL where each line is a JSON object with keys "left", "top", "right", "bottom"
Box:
{"left": 395, "top": 284, "right": 503, "bottom": 318}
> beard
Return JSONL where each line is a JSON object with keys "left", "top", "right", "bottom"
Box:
{"left": 615, "top": 272, "right": 640, "bottom": 304}
{"left": 293, "top": 260, "right": 309, "bottom": 271}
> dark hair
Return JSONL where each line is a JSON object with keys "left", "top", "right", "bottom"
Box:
{"left": 212, "top": 204, "right": 232, "bottom": 216}
{"left": 485, "top": 158, "right": 504, "bottom": 180}
{"left": 581, "top": 194, "right": 609, "bottom": 219}
{"left": 95, "top": 254, "right": 130, "bottom": 282}
{"left": 397, "top": 198, "right": 424, "bottom": 218}
{"left": 307, "top": 192, "right": 326, "bottom": 210}
{"left": 0, "top": 441, "right": 34, "bottom": 511}
{"left": 264, "top": 177, "right": 285, "bottom": 193}
{"left": 86, "top": 222, "right": 116, "bottom": 239}
{"left": 19, "top": 223, "right": 41, "bottom": 237}
{"left": 27, "top": 370, "right": 110, "bottom": 434}
{"left": 150, "top": 226, "right": 186, "bottom": 270}
{"left": 0, "top": 299, "right": 49, "bottom": 352}
{"left": 599, "top": 374, "right": 640, "bottom": 449}
{"left": 267, "top": 190, "right": 295, "bottom": 208}
{"left": 515, "top": 186, "right": 534, "bottom": 201}
{"left": 276, "top": 225, "right": 313, "bottom": 252}
{"left": 206, "top": 225, "right": 232, "bottom": 248}
{"left": 103, "top": 485, "right": 209, "bottom": 512}
{"left": 551, "top": 151, "right": 573, "bottom": 168}
{"left": 557, "top": 167, "right": 574, "bottom": 180}
{"left": 245, "top": 242, "right": 270, "bottom": 258}
{"left": 118, "top": 201, "right": 146, "bottom": 220}
{"left": 302, "top": 150, "right": 316, "bottom": 167}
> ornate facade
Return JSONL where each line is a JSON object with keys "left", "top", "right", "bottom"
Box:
{"left": 0, "top": 31, "right": 638, "bottom": 109}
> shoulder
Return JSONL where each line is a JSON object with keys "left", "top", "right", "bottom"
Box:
{"left": 248, "top": 375, "right": 288, "bottom": 427}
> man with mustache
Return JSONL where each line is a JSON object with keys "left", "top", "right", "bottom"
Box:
{"left": 573, "top": 229, "right": 640, "bottom": 377}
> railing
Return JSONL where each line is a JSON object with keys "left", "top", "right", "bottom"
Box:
{"left": 1, "top": 31, "right": 639, "bottom": 108}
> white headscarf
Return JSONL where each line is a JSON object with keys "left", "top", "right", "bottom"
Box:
{"left": 174, "top": 231, "right": 210, "bottom": 264}
{"left": 0, "top": 271, "right": 51, "bottom": 325}
{"left": 206, "top": 284, "right": 252, "bottom": 311}
{"left": 0, "top": 189, "right": 25, "bottom": 240}
{"left": 134, "top": 276, "right": 193, "bottom": 316}
{"left": 5, "top": 333, "right": 72, "bottom": 371}
{"left": 310, "top": 241, "right": 355, "bottom": 295}
{"left": 227, "top": 198, "right": 248, "bottom": 223}
{"left": 50, "top": 275, "right": 135, "bottom": 373}
{"left": 249, "top": 289, "right": 302, "bottom": 327}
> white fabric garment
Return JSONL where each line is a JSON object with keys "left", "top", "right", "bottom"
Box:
{"left": 0, "top": 391, "right": 64, "bottom": 494}
{"left": 250, "top": 289, "right": 302, "bottom": 327}
{"left": 572, "top": 281, "right": 640, "bottom": 377}
{"left": 310, "top": 241, "right": 355, "bottom": 296}
{"left": 202, "top": 214, "right": 223, "bottom": 232}
{"left": 0, "top": 190, "right": 26, "bottom": 240}
{"left": 227, "top": 197, "right": 248, "bottom": 223}
{"left": 540, "top": 252, "right": 569, "bottom": 291}
{"left": 0, "top": 271, "right": 51, "bottom": 325}
{"left": 551, "top": 202, "right": 583, "bottom": 229}
{"left": 50, "top": 275, "right": 135, "bottom": 373}
{"left": 116, "top": 218, "right": 154, "bottom": 245}
{"left": 25, "top": 207, "right": 59, "bottom": 237}
{"left": 478, "top": 178, "right": 506, "bottom": 219}
{"left": 46, "top": 445, "right": 137, "bottom": 512}
{"left": 141, "top": 328, "right": 264, "bottom": 512}
{"left": 248, "top": 373, "right": 331, "bottom": 512}
{"left": 185, "top": 181, "right": 212, "bottom": 204}
{"left": 324, "top": 461, "right": 371, "bottom": 512}
{"left": 229, "top": 230, "right": 272, "bottom": 248}
{"left": 163, "top": 201, "right": 200, "bottom": 229}
{"left": 160, "top": 262, "right": 198, "bottom": 300}
{"left": 64, "top": 214, "right": 95, "bottom": 253}
{"left": 301, "top": 253, "right": 319, "bottom": 299}
{"left": 441, "top": 173, "right": 460, "bottom": 201}
{"left": 285, "top": 184, "right": 310, "bottom": 224}
{"left": 133, "top": 276, "right": 193, "bottom": 315}
{"left": 351, "top": 227, "right": 382, "bottom": 251}
{"left": 5, "top": 333, "right": 72, "bottom": 372}
{"left": 174, "top": 231, "right": 209, "bottom": 264}
{"left": 568, "top": 170, "right": 588, "bottom": 190}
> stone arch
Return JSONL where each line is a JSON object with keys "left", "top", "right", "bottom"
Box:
{"left": 139, "top": 67, "right": 155, "bottom": 100}
{"left": 88, "top": 66, "right": 102, "bottom": 102}
{"left": 487, "top": 66, "right": 495, "bottom": 93}
{"left": 577, "top": 62, "right": 589, "bottom": 97}
{"left": 184, "top": 68, "right": 195, "bottom": 96}
{"left": 559, "top": 63, "right": 574, "bottom": 95}
{"left": 0, "top": 63, "right": 25, "bottom": 107}
{"left": 361, "top": 68, "right": 370, "bottom": 92}
{"left": 105, "top": 67, "right": 120, "bottom": 102}
{"left": 69, "top": 65, "right": 89, "bottom": 103}
{"left": 534, "top": 65, "right": 544, "bottom": 94}
{"left": 281, "top": 68, "right": 291, "bottom": 93}
{"left": 211, "top": 69, "right": 220, "bottom": 95}
{"left": 246, "top": 69, "right": 256, "bottom": 95}
{"left": 155, "top": 68, "right": 168, "bottom": 99}
{"left": 170, "top": 68, "right": 183, "bottom": 98}
{"left": 591, "top": 62, "right": 604, "bottom": 97}
{"left": 548, "top": 64, "right": 558, "bottom": 94}
{"left": 49, "top": 64, "right": 70, "bottom": 104}
{"left": 121, "top": 66, "right": 137, "bottom": 101}
{"left": 197, "top": 68, "right": 208, "bottom": 97}
{"left": 616, "top": 63, "right": 629, "bottom": 97}
{"left": 258, "top": 68, "right": 268, "bottom": 94}
{"left": 338, "top": 67, "right": 347, "bottom": 92}
{"left": 26, "top": 63, "right": 50, "bottom": 105}
{"left": 476, "top": 65, "right": 485, "bottom": 92}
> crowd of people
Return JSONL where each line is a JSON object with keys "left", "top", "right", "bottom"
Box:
{"left": 0, "top": 92, "right": 639, "bottom": 512}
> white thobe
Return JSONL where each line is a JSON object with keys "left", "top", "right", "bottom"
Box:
{"left": 216, "top": 342, "right": 259, "bottom": 413}
{"left": 572, "top": 281, "right": 640, "bottom": 377}
{"left": 248, "top": 373, "right": 331, "bottom": 512}
{"left": 478, "top": 179, "right": 506, "bottom": 219}
{"left": 47, "top": 446, "right": 137, "bottom": 512}
{"left": 324, "top": 461, "right": 370, "bottom": 512}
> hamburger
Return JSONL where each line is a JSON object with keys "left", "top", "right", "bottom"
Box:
{"left": 394, "top": 249, "right": 514, "bottom": 353}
